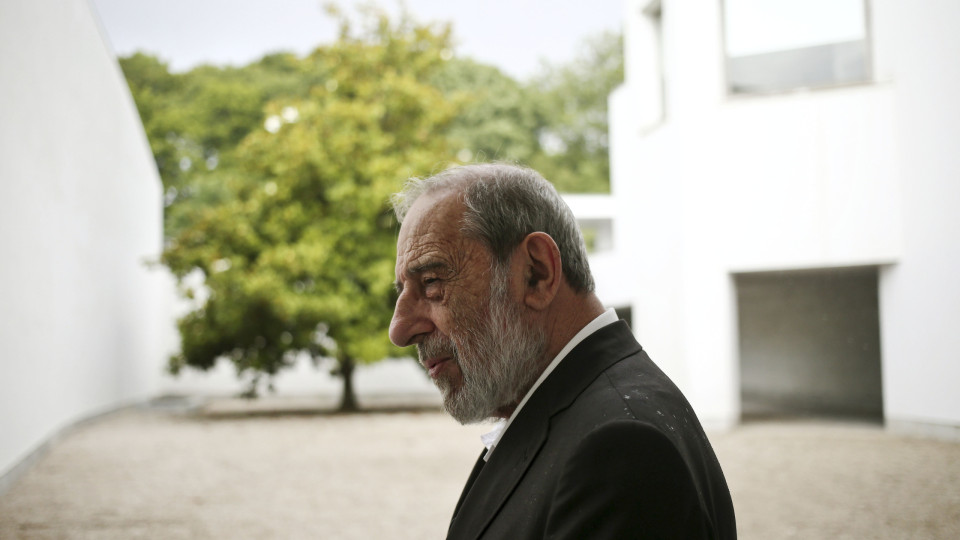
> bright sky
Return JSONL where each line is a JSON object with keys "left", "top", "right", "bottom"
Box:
{"left": 90, "top": 0, "right": 625, "bottom": 80}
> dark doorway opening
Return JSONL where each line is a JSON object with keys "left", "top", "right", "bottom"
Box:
{"left": 736, "top": 266, "right": 883, "bottom": 422}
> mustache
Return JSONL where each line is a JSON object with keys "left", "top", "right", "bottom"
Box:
{"left": 417, "top": 334, "right": 458, "bottom": 365}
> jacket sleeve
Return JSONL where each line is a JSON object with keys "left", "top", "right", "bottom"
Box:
{"left": 543, "top": 419, "right": 713, "bottom": 539}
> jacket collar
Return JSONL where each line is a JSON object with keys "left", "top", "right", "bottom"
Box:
{"left": 448, "top": 321, "right": 642, "bottom": 540}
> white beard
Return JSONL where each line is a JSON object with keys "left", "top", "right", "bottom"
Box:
{"left": 417, "top": 267, "right": 547, "bottom": 424}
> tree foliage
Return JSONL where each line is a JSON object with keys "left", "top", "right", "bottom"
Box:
{"left": 143, "top": 10, "right": 457, "bottom": 408}
{"left": 428, "top": 31, "right": 623, "bottom": 193}
{"left": 119, "top": 8, "right": 622, "bottom": 407}
{"left": 431, "top": 58, "right": 541, "bottom": 164}
{"left": 527, "top": 30, "right": 623, "bottom": 193}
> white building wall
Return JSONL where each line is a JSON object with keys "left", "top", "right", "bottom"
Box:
{"left": 610, "top": 0, "right": 960, "bottom": 432}
{"left": 562, "top": 194, "right": 636, "bottom": 309}
{"left": 0, "top": 0, "right": 175, "bottom": 480}
{"left": 879, "top": 0, "right": 960, "bottom": 436}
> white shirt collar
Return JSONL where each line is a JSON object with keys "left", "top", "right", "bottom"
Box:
{"left": 481, "top": 308, "right": 619, "bottom": 461}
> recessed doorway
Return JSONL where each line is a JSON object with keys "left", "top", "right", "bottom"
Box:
{"left": 735, "top": 266, "right": 883, "bottom": 421}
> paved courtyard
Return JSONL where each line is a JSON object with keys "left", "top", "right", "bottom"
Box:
{"left": 1, "top": 397, "right": 958, "bottom": 539}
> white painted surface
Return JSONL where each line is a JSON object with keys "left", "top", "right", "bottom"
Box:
{"left": 878, "top": 0, "right": 960, "bottom": 428}
{"left": 0, "top": 0, "right": 175, "bottom": 478}
{"left": 610, "top": 0, "right": 960, "bottom": 431}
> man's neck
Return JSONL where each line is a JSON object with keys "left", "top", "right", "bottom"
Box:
{"left": 540, "top": 290, "right": 606, "bottom": 365}
{"left": 493, "top": 291, "right": 606, "bottom": 419}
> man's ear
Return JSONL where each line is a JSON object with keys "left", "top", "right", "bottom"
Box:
{"left": 516, "top": 232, "right": 563, "bottom": 311}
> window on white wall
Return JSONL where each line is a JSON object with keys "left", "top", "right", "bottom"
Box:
{"left": 579, "top": 218, "right": 614, "bottom": 254}
{"left": 723, "top": 0, "right": 870, "bottom": 94}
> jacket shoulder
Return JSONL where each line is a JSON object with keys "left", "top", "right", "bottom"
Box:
{"left": 544, "top": 420, "right": 714, "bottom": 539}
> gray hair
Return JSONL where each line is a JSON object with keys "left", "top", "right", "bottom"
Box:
{"left": 392, "top": 163, "right": 595, "bottom": 293}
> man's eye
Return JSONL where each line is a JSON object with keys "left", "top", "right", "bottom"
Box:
{"left": 422, "top": 278, "right": 443, "bottom": 298}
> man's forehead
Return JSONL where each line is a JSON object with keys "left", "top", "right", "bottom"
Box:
{"left": 399, "top": 191, "right": 463, "bottom": 243}
{"left": 396, "top": 192, "right": 466, "bottom": 268}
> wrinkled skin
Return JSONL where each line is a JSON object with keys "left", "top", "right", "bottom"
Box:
{"left": 390, "top": 191, "right": 545, "bottom": 423}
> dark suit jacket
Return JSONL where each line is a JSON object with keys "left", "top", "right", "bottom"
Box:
{"left": 447, "top": 321, "right": 736, "bottom": 539}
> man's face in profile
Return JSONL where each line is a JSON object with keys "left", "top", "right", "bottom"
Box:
{"left": 390, "top": 191, "right": 546, "bottom": 423}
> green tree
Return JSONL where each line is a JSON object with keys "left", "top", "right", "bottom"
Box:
{"left": 121, "top": 50, "right": 327, "bottom": 239}
{"left": 431, "top": 57, "right": 541, "bottom": 164}
{"left": 120, "top": 11, "right": 622, "bottom": 404}
{"left": 526, "top": 30, "right": 623, "bottom": 193}
{"left": 425, "top": 31, "right": 623, "bottom": 193}
{"left": 119, "top": 53, "right": 194, "bottom": 191}
{"left": 161, "top": 9, "right": 457, "bottom": 410}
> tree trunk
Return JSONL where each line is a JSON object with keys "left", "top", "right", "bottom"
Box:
{"left": 338, "top": 355, "right": 359, "bottom": 412}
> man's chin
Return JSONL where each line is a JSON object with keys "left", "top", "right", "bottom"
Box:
{"left": 440, "top": 389, "right": 494, "bottom": 425}
{"left": 446, "top": 409, "right": 494, "bottom": 426}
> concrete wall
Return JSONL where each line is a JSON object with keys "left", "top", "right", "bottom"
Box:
{"left": 610, "top": 0, "right": 960, "bottom": 433}
{"left": 0, "top": 0, "right": 174, "bottom": 480}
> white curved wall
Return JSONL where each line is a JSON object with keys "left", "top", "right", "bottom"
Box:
{"left": 0, "top": 0, "right": 174, "bottom": 479}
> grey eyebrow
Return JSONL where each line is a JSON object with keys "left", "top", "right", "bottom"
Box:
{"left": 409, "top": 260, "right": 448, "bottom": 276}
{"left": 395, "top": 260, "right": 449, "bottom": 293}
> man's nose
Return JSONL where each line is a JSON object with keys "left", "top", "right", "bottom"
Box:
{"left": 389, "top": 290, "right": 434, "bottom": 347}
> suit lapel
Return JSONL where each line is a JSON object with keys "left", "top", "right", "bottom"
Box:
{"left": 450, "top": 450, "right": 487, "bottom": 525}
{"left": 447, "top": 409, "right": 549, "bottom": 540}
{"left": 447, "top": 321, "right": 642, "bottom": 540}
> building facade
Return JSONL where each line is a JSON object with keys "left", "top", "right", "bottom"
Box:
{"left": 603, "top": 0, "right": 960, "bottom": 435}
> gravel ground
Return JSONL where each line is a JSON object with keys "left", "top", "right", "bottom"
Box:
{"left": 1, "top": 397, "right": 958, "bottom": 539}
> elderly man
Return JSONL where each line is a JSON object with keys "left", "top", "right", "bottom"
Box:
{"left": 389, "top": 163, "right": 736, "bottom": 539}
